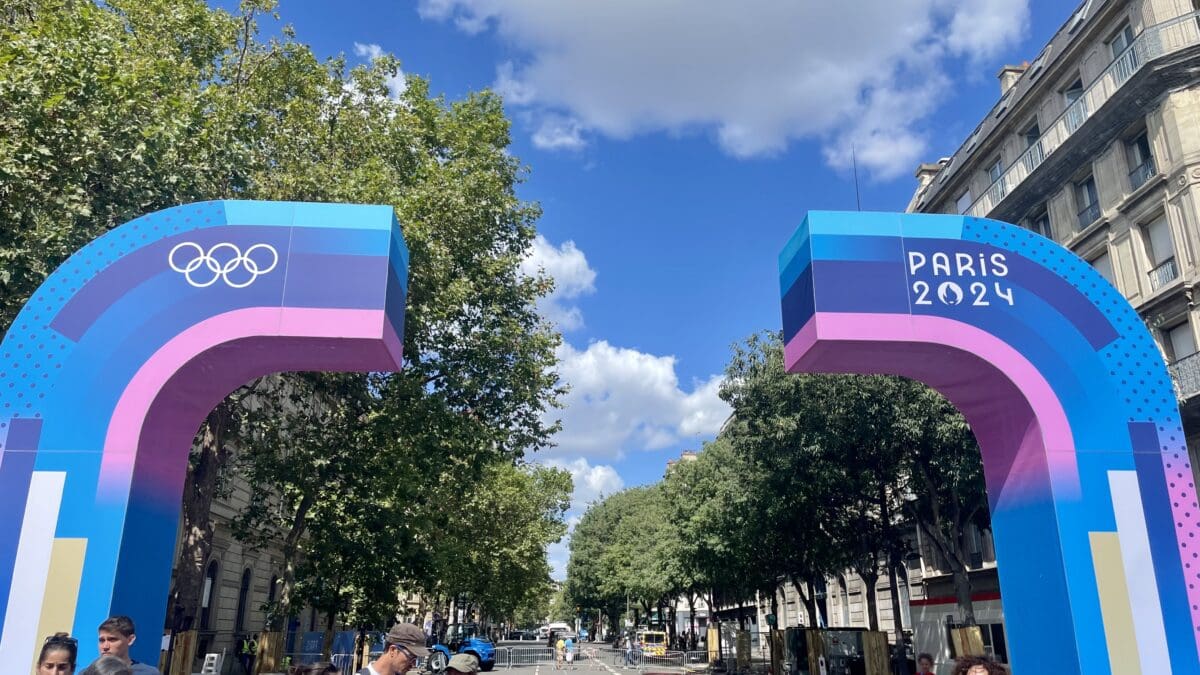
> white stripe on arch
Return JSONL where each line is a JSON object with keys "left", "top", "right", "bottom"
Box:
{"left": 1109, "top": 470, "right": 1171, "bottom": 674}
{"left": 0, "top": 471, "right": 65, "bottom": 667}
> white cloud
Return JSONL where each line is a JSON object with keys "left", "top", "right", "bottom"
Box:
{"left": 531, "top": 115, "right": 587, "bottom": 152}
{"left": 945, "top": 0, "right": 1032, "bottom": 63}
{"left": 546, "top": 457, "right": 626, "bottom": 510}
{"left": 495, "top": 61, "right": 537, "bottom": 105}
{"left": 522, "top": 234, "right": 596, "bottom": 331}
{"left": 541, "top": 458, "right": 624, "bottom": 578}
{"left": 353, "top": 42, "right": 385, "bottom": 60}
{"left": 417, "top": 0, "right": 1031, "bottom": 178}
{"left": 352, "top": 42, "right": 408, "bottom": 99}
{"left": 549, "top": 341, "right": 730, "bottom": 460}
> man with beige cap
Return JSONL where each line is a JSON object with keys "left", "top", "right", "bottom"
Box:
{"left": 446, "top": 653, "right": 480, "bottom": 675}
{"left": 359, "top": 623, "right": 430, "bottom": 675}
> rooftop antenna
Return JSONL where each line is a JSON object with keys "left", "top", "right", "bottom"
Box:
{"left": 851, "top": 143, "right": 863, "bottom": 211}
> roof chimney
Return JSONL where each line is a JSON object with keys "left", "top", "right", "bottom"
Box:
{"left": 913, "top": 162, "right": 943, "bottom": 189}
{"left": 997, "top": 62, "right": 1029, "bottom": 95}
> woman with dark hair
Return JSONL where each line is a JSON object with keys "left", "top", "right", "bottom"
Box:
{"left": 951, "top": 655, "right": 1007, "bottom": 675}
{"left": 37, "top": 633, "right": 78, "bottom": 675}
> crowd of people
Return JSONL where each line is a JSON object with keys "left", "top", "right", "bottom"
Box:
{"left": 36, "top": 616, "right": 159, "bottom": 675}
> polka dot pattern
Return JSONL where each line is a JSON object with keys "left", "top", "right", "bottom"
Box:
{"left": 0, "top": 201, "right": 225, "bottom": 443}
{"left": 965, "top": 215, "right": 1200, "bottom": 641}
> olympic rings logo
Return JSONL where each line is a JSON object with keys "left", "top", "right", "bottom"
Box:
{"left": 168, "top": 242, "right": 279, "bottom": 289}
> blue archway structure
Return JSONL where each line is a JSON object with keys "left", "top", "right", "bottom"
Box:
{"left": 780, "top": 211, "right": 1200, "bottom": 674}
{"left": 0, "top": 200, "right": 407, "bottom": 669}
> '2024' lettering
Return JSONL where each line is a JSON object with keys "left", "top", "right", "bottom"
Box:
{"left": 912, "top": 280, "right": 1014, "bottom": 306}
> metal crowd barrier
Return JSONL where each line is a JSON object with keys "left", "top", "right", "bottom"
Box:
{"left": 642, "top": 651, "right": 686, "bottom": 669}
{"left": 510, "top": 646, "right": 557, "bottom": 667}
{"left": 329, "top": 644, "right": 695, "bottom": 673}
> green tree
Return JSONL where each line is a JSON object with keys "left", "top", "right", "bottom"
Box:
{"left": 424, "top": 461, "right": 572, "bottom": 625}
{"left": 900, "top": 385, "right": 990, "bottom": 625}
{"left": 1, "top": 0, "right": 565, "bottom": 632}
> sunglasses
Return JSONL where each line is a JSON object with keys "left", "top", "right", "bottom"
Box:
{"left": 45, "top": 635, "right": 78, "bottom": 646}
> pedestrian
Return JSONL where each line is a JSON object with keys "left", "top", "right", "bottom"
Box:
{"left": 94, "top": 616, "right": 158, "bottom": 675}
{"left": 564, "top": 635, "right": 575, "bottom": 669}
{"left": 446, "top": 653, "right": 479, "bottom": 675}
{"left": 916, "top": 653, "right": 935, "bottom": 675}
{"left": 78, "top": 656, "right": 132, "bottom": 675}
{"left": 357, "top": 623, "right": 429, "bottom": 675}
{"left": 622, "top": 635, "right": 633, "bottom": 666}
{"left": 38, "top": 633, "right": 78, "bottom": 675}
{"left": 951, "top": 655, "right": 1006, "bottom": 675}
{"left": 555, "top": 635, "right": 566, "bottom": 670}
{"left": 240, "top": 634, "right": 259, "bottom": 674}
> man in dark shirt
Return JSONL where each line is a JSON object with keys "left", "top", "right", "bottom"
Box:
{"left": 94, "top": 616, "right": 160, "bottom": 675}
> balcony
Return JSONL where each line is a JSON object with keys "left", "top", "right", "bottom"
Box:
{"left": 1148, "top": 256, "right": 1178, "bottom": 291}
{"left": 1077, "top": 201, "right": 1100, "bottom": 229}
{"left": 967, "top": 11, "right": 1200, "bottom": 218}
{"left": 1130, "top": 158, "right": 1157, "bottom": 190}
{"left": 1169, "top": 351, "right": 1200, "bottom": 401}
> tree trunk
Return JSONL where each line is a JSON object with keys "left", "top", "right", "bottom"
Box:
{"left": 793, "top": 577, "right": 817, "bottom": 628}
{"left": 887, "top": 557, "right": 905, "bottom": 640}
{"left": 952, "top": 567, "right": 976, "bottom": 626}
{"left": 861, "top": 570, "right": 880, "bottom": 632}
{"left": 165, "top": 401, "right": 235, "bottom": 631}
{"left": 322, "top": 609, "right": 337, "bottom": 660}
{"left": 691, "top": 590, "right": 700, "bottom": 634}
{"left": 276, "top": 491, "right": 316, "bottom": 623}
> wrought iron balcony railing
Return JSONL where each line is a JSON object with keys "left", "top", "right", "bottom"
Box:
{"left": 1077, "top": 201, "right": 1100, "bottom": 229}
{"left": 1169, "top": 350, "right": 1200, "bottom": 401}
{"left": 1148, "top": 256, "right": 1178, "bottom": 291}
{"left": 966, "top": 11, "right": 1200, "bottom": 218}
{"left": 1130, "top": 158, "right": 1157, "bottom": 190}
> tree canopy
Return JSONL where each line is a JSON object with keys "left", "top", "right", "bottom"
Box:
{"left": 1, "top": 0, "right": 570, "bottom": 632}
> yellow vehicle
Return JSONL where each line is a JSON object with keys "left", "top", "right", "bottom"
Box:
{"left": 637, "top": 630, "right": 668, "bottom": 656}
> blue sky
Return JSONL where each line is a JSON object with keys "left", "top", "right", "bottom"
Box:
{"left": 219, "top": 0, "right": 1079, "bottom": 576}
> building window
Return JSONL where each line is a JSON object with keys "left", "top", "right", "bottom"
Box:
{"left": 980, "top": 623, "right": 1009, "bottom": 663}
{"left": 987, "top": 158, "right": 1004, "bottom": 184}
{"left": 1144, "top": 215, "right": 1178, "bottom": 290}
{"left": 1022, "top": 120, "right": 1045, "bottom": 172}
{"left": 1075, "top": 176, "right": 1100, "bottom": 228}
{"left": 1166, "top": 321, "right": 1197, "bottom": 362}
{"left": 1109, "top": 23, "right": 1135, "bottom": 60}
{"left": 1091, "top": 250, "right": 1115, "bottom": 286}
{"left": 985, "top": 158, "right": 1007, "bottom": 203}
{"left": 1127, "top": 131, "right": 1156, "bottom": 189}
{"left": 1064, "top": 77, "right": 1087, "bottom": 132}
{"left": 1023, "top": 121, "right": 1041, "bottom": 148}
{"left": 956, "top": 190, "right": 972, "bottom": 215}
{"left": 200, "top": 560, "right": 218, "bottom": 630}
{"left": 1026, "top": 207, "right": 1052, "bottom": 240}
{"left": 235, "top": 568, "right": 252, "bottom": 632}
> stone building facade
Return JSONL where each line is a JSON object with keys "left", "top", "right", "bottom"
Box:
{"left": 908, "top": 0, "right": 1200, "bottom": 459}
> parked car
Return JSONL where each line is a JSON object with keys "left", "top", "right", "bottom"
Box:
{"left": 428, "top": 623, "right": 496, "bottom": 672}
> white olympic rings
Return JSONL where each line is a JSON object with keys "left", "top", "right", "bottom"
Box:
{"left": 168, "top": 241, "right": 279, "bottom": 289}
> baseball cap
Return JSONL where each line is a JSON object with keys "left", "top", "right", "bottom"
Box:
{"left": 385, "top": 623, "right": 430, "bottom": 657}
{"left": 447, "top": 654, "right": 480, "bottom": 673}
